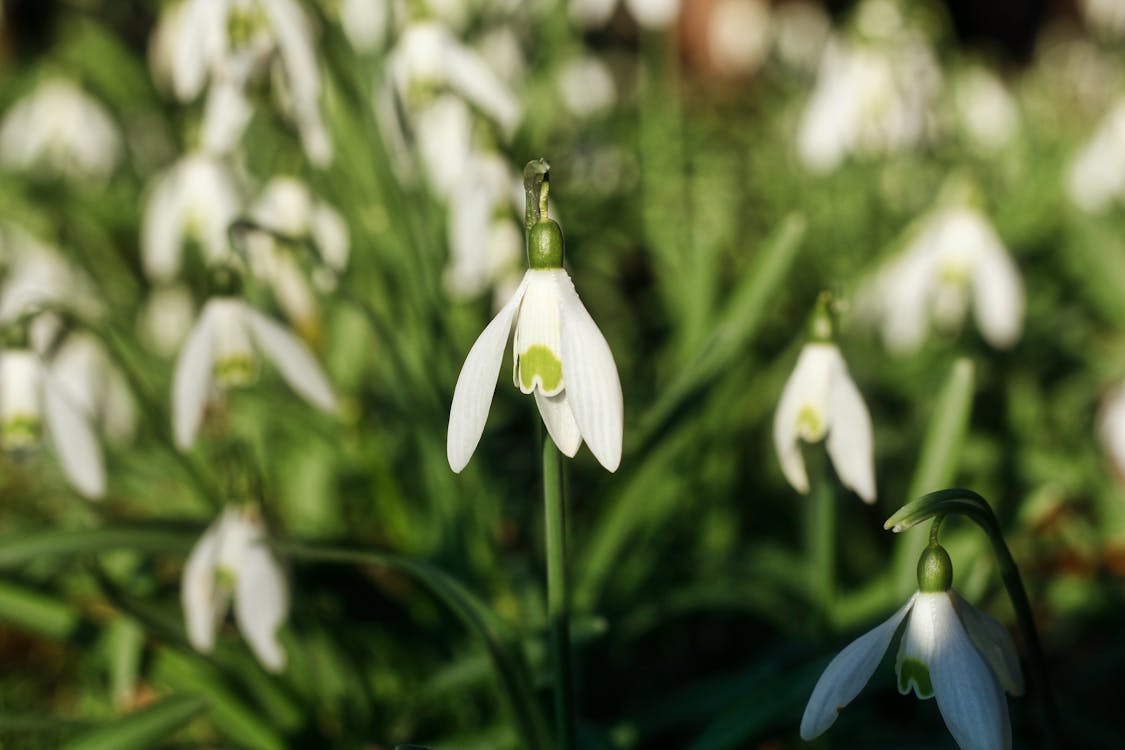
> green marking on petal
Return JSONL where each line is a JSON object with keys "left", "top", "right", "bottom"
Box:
{"left": 897, "top": 657, "right": 934, "bottom": 699}
{"left": 2, "top": 415, "right": 42, "bottom": 451}
{"left": 518, "top": 344, "right": 563, "bottom": 393}
{"left": 215, "top": 355, "right": 257, "bottom": 387}
{"left": 797, "top": 404, "right": 826, "bottom": 442}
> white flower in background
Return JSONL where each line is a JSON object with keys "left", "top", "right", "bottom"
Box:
{"left": 1098, "top": 382, "right": 1125, "bottom": 478}
{"left": 796, "top": 14, "right": 940, "bottom": 174}
{"left": 774, "top": 341, "right": 875, "bottom": 502}
{"left": 444, "top": 153, "right": 523, "bottom": 306}
{"left": 244, "top": 177, "right": 349, "bottom": 333}
{"left": 1080, "top": 0, "right": 1125, "bottom": 38}
{"left": 139, "top": 283, "right": 197, "bottom": 358}
{"left": 39, "top": 332, "right": 137, "bottom": 446}
{"left": 862, "top": 207, "right": 1024, "bottom": 354}
{"left": 448, "top": 221, "right": 623, "bottom": 472}
{"left": 706, "top": 0, "right": 772, "bottom": 77}
{"left": 772, "top": 0, "right": 831, "bottom": 74}
{"left": 0, "top": 226, "right": 102, "bottom": 325}
{"left": 570, "top": 0, "right": 681, "bottom": 30}
{"left": 556, "top": 55, "right": 617, "bottom": 121}
{"left": 339, "top": 0, "right": 388, "bottom": 52}
{"left": 167, "top": 0, "right": 332, "bottom": 166}
{"left": 0, "top": 348, "right": 106, "bottom": 498}
{"left": 0, "top": 77, "right": 122, "bottom": 182}
{"left": 141, "top": 152, "right": 243, "bottom": 282}
{"left": 173, "top": 295, "right": 337, "bottom": 449}
{"left": 182, "top": 504, "right": 288, "bottom": 671}
{"left": 802, "top": 553, "right": 1023, "bottom": 749}
{"left": 1067, "top": 98, "right": 1125, "bottom": 212}
{"left": 953, "top": 66, "right": 1019, "bottom": 153}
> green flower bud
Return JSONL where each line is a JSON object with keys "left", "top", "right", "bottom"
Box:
{"left": 528, "top": 219, "right": 564, "bottom": 270}
{"left": 917, "top": 543, "right": 954, "bottom": 593}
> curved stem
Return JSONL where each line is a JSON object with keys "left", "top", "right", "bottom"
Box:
{"left": 542, "top": 431, "right": 575, "bottom": 750}
{"left": 886, "top": 489, "right": 1058, "bottom": 749}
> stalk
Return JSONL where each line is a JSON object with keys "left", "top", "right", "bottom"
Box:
{"left": 543, "top": 432, "right": 575, "bottom": 750}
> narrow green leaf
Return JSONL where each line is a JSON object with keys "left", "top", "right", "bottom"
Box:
{"left": 59, "top": 694, "right": 206, "bottom": 750}
{"left": 0, "top": 526, "right": 196, "bottom": 570}
{"left": 0, "top": 580, "right": 81, "bottom": 639}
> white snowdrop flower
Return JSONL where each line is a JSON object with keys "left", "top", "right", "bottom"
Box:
{"left": 444, "top": 153, "right": 523, "bottom": 303}
{"left": 0, "top": 226, "right": 102, "bottom": 325}
{"left": 1098, "top": 382, "right": 1125, "bottom": 479}
{"left": 797, "top": 35, "right": 941, "bottom": 174}
{"left": 141, "top": 152, "right": 243, "bottom": 282}
{"left": 707, "top": 0, "right": 772, "bottom": 77}
{"left": 0, "top": 348, "right": 106, "bottom": 499}
{"left": 0, "top": 78, "right": 122, "bottom": 182}
{"left": 1080, "top": 0, "right": 1125, "bottom": 38}
{"left": 477, "top": 26, "right": 528, "bottom": 92}
{"left": 182, "top": 504, "right": 288, "bottom": 671}
{"left": 556, "top": 56, "right": 617, "bottom": 120}
{"left": 40, "top": 332, "right": 137, "bottom": 446}
{"left": 172, "top": 295, "right": 337, "bottom": 450}
{"left": 570, "top": 0, "right": 680, "bottom": 29}
{"left": 772, "top": 0, "right": 830, "bottom": 74}
{"left": 169, "top": 0, "right": 332, "bottom": 166}
{"left": 139, "top": 284, "right": 197, "bottom": 358}
{"left": 448, "top": 219, "right": 623, "bottom": 472}
{"left": 339, "top": 0, "right": 388, "bottom": 52}
{"left": 1067, "top": 98, "right": 1125, "bottom": 213}
{"left": 863, "top": 207, "right": 1024, "bottom": 354}
{"left": 953, "top": 66, "right": 1019, "bottom": 153}
{"left": 412, "top": 94, "right": 474, "bottom": 200}
{"left": 244, "top": 177, "right": 349, "bottom": 331}
{"left": 802, "top": 546, "right": 1023, "bottom": 750}
{"left": 774, "top": 340, "right": 875, "bottom": 502}
{"left": 387, "top": 21, "right": 521, "bottom": 139}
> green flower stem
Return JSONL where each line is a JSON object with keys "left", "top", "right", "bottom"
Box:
{"left": 886, "top": 489, "right": 1058, "bottom": 748}
{"left": 543, "top": 431, "right": 576, "bottom": 750}
{"left": 805, "top": 448, "right": 835, "bottom": 627}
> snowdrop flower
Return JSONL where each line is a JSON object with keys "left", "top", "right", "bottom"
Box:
{"left": 1067, "top": 97, "right": 1125, "bottom": 212}
{"left": 339, "top": 0, "right": 387, "bottom": 52}
{"left": 0, "top": 226, "right": 102, "bottom": 325}
{"left": 141, "top": 152, "right": 243, "bottom": 282}
{"left": 243, "top": 177, "right": 349, "bottom": 334}
{"left": 953, "top": 66, "right": 1019, "bottom": 153}
{"left": 802, "top": 545, "right": 1023, "bottom": 750}
{"left": 774, "top": 327, "right": 875, "bottom": 502}
{"left": 0, "top": 347, "right": 105, "bottom": 498}
{"left": 0, "top": 78, "right": 122, "bottom": 182}
{"left": 172, "top": 289, "right": 337, "bottom": 450}
{"left": 570, "top": 0, "right": 681, "bottom": 30}
{"left": 1098, "top": 382, "right": 1125, "bottom": 479}
{"left": 448, "top": 218, "right": 623, "bottom": 472}
{"left": 42, "top": 332, "right": 137, "bottom": 446}
{"left": 139, "top": 284, "right": 197, "bottom": 358}
{"left": 862, "top": 206, "right": 1023, "bottom": 354}
{"left": 182, "top": 504, "right": 288, "bottom": 671}
{"left": 168, "top": 0, "right": 332, "bottom": 166}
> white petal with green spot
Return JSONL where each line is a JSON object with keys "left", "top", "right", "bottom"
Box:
{"left": 513, "top": 270, "right": 565, "bottom": 396}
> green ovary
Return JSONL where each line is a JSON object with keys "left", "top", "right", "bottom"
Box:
{"left": 898, "top": 657, "right": 934, "bottom": 699}
{"left": 518, "top": 345, "right": 563, "bottom": 393}
{"left": 215, "top": 355, "right": 257, "bottom": 387}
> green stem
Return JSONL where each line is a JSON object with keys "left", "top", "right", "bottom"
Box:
{"left": 886, "top": 489, "right": 1058, "bottom": 749}
{"left": 806, "top": 449, "right": 836, "bottom": 627}
{"left": 542, "top": 431, "right": 575, "bottom": 750}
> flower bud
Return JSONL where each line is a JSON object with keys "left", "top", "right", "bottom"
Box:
{"left": 917, "top": 543, "right": 953, "bottom": 593}
{"left": 528, "top": 219, "right": 564, "bottom": 270}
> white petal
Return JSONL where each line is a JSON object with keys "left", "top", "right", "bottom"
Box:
{"left": 826, "top": 357, "right": 876, "bottom": 503}
{"left": 201, "top": 79, "right": 253, "bottom": 156}
{"left": 556, "top": 271, "right": 623, "bottom": 472}
{"left": 897, "top": 591, "right": 942, "bottom": 699}
{"left": 447, "top": 276, "right": 528, "bottom": 472}
{"left": 234, "top": 534, "right": 289, "bottom": 672}
{"left": 141, "top": 167, "right": 185, "bottom": 282}
{"left": 445, "top": 42, "right": 521, "bottom": 137}
{"left": 171, "top": 0, "right": 225, "bottom": 100}
{"left": 173, "top": 303, "right": 218, "bottom": 450}
{"left": 535, "top": 390, "right": 582, "bottom": 457}
{"left": 181, "top": 513, "right": 229, "bottom": 654}
{"left": 952, "top": 591, "right": 1025, "bottom": 696}
{"left": 245, "top": 307, "right": 337, "bottom": 413}
{"left": 43, "top": 372, "right": 106, "bottom": 499}
{"left": 800, "top": 595, "right": 916, "bottom": 740}
{"left": 772, "top": 343, "right": 836, "bottom": 494}
{"left": 971, "top": 238, "right": 1023, "bottom": 350}
{"left": 930, "top": 592, "right": 1012, "bottom": 750}
{"left": 624, "top": 0, "right": 680, "bottom": 29}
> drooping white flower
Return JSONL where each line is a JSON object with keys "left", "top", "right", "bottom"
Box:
{"left": 447, "top": 221, "right": 623, "bottom": 472}
{"left": 0, "top": 225, "right": 102, "bottom": 325}
{"left": 774, "top": 341, "right": 875, "bottom": 502}
{"left": 1067, "top": 97, "right": 1125, "bottom": 212}
{"left": 41, "top": 332, "right": 137, "bottom": 446}
{"left": 139, "top": 283, "right": 197, "bottom": 358}
{"left": 141, "top": 152, "right": 243, "bottom": 282}
{"left": 0, "top": 78, "right": 122, "bottom": 182}
{"left": 796, "top": 7, "right": 940, "bottom": 174}
{"left": 570, "top": 0, "right": 681, "bottom": 30}
{"left": 801, "top": 588, "right": 1023, "bottom": 750}
{"left": 861, "top": 207, "right": 1023, "bottom": 354}
{"left": 172, "top": 296, "right": 337, "bottom": 450}
{"left": 1098, "top": 382, "right": 1125, "bottom": 479}
{"left": 0, "top": 348, "right": 106, "bottom": 499}
{"left": 952, "top": 65, "right": 1020, "bottom": 153}
{"left": 167, "top": 0, "right": 332, "bottom": 166}
{"left": 339, "top": 0, "right": 388, "bottom": 52}
{"left": 182, "top": 504, "right": 288, "bottom": 671}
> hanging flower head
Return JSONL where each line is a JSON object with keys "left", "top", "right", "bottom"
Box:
{"left": 447, "top": 169, "right": 623, "bottom": 472}
{"left": 1067, "top": 97, "right": 1125, "bottom": 213}
{"left": 182, "top": 503, "right": 289, "bottom": 671}
{"left": 773, "top": 297, "right": 875, "bottom": 502}
{"left": 172, "top": 267, "right": 337, "bottom": 450}
{"left": 802, "top": 544, "right": 1024, "bottom": 749}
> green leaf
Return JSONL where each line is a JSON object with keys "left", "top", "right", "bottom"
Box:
{"left": 0, "top": 526, "right": 196, "bottom": 571}
{"left": 59, "top": 694, "right": 206, "bottom": 750}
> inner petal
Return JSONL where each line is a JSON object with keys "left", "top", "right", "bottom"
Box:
{"left": 513, "top": 271, "right": 564, "bottom": 396}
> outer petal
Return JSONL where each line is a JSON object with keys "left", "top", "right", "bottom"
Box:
{"left": 181, "top": 514, "right": 228, "bottom": 654}
{"left": 773, "top": 357, "right": 808, "bottom": 494}
{"left": 201, "top": 79, "right": 253, "bottom": 156}
{"left": 234, "top": 534, "right": 289, "bottom": 672}
{"left": 952, "top": 591, "right": 1025, "bottom": 696}
{"left": 141, "top": 167, "right": 185, "bottom": 282}
{"left": 800, "top": 595, "right": 916, "bottom": 740}
{"left": 173, "top": 303, "right": 218, "bottom": 450}
{"left": 556, "top": 271, "right": 623, "bottom": 472}
{"left": 444, "top": 43, "right": 521, "bottom": 138}
{"left": 826, "top": 356, "right": 876, "bottom": 503}
{"left": 772, "top": 343, "right": 837, "bottom": 494}
{"left": 447, "top": 276, "right": 528, "bottom": 472}
{"left": 43, "top": 370, "right": 106, "bottom": 499}
{"left": 171, "top": 0, "right": 225, "bottom": 101}
{"left": 930, "top": 592, "right": 1012, "bottom": 750}
{"left": 971, "top": 239, "right": 1023, "bottom": 350}
{"left": 535, "top": 390, "right": 582, "bottom": 457}
{"left": 245, "top": 306, "right": 337, "bottom": 413}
